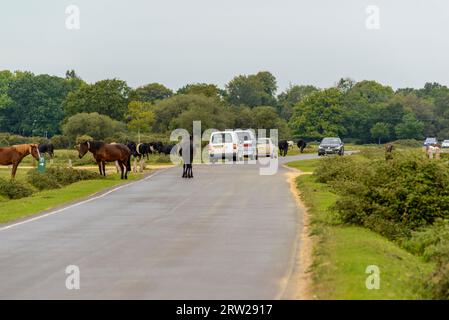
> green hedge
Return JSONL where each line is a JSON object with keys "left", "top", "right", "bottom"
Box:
{"left": 27, "top": 167, "right": 100, "bottom": 190}
{"left": 0, "top": 178, "right": 34, "bottom": 199}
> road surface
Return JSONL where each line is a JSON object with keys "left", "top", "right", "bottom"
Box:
{"left": 0, "top": 154, "right": 315, "bottom": 299}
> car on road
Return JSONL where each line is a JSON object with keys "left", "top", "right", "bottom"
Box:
{"left": 318, "top": 137, "right": 344, "bottom": 156}
{"left": 257, "top": 138, "right": 277, "bottom": 158}
{"left": 235, "top": 129, "right": 257, "bottom": 160}
{"left": 424, "top": 137, "right": 438, "bottom": 146}
{"left": 209, "top": 131, "right": 243, "bottom": 163}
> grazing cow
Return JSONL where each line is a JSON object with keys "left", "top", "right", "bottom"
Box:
{"left": 385, "top": 143, "right": 394, "bottom": 160}
{"left": 278, "top": 140, "right": 289, "bottom": 157}
{"left": 77, "top": 141, "right": 131, "bottom": 179}
{"left": 127, "top": 142, "right": 150, "bottom": 160}
{"left": 179, "top": 136, "right": 194, "bottom": 178}
{"left": 297, "top": 139, "right": 307, "bottom": 153}
{"left": 38, "top": 143, "right": 55, "bottom": 158}
{"left": 149, "top": 141, "right": 164, "bottom": 154}
{"left": 161, "top": 144, "right": 176, "bottom": 155}
{"left": 0, "top": 144, "right": 40, "bottom": 179}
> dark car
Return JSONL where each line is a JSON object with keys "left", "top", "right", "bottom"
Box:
{"left": 318, "top": 137, "right": 344, "bottom": 156}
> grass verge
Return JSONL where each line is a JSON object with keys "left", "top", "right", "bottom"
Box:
{"left": 293, "top": 167, "right": 433, "bottom": 299}
{"left": 0, "top": 173, "right": 143, "bottom": 224}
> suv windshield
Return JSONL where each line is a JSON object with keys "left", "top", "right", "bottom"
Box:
{"left": 321, "top": 138, "right": 341, "bottom": 145}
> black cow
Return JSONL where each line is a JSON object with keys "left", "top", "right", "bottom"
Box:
{"left": 126, "top": 142, "right": 150, "bottom": 160}
{"left": 161, "top": 144, "right": 176, "bottom": 155}
{"left": 38, "top": 143, "right": 54, "bottom": 158}
{"left": 149, "top": 141, "right": 164, "bottom": 154}
{"left": 278, "top": 140, "right": 289, "bottom": 157}
{"left": 297, "top": 139, "right": 307, "bottom": 153}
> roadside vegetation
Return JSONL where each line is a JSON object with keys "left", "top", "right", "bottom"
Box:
{"left": 0, "top": 165, "right": 148, "bottom": 224}
{"left": 288, "top": 145, "right": 449, "bottom": 299}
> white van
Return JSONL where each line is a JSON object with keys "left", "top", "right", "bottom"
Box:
{"left": 234, "top": 129, "right": 257, "bottom": 160}
{"left": 209, "top": 131, "right": 243, "bottom": 162}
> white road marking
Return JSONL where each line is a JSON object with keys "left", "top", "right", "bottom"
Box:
{"left": 0, "top": 169, "right": 168, "bottom": 232}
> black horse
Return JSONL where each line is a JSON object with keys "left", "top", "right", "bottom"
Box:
{"left": 278, "top": 140, "right": 289, "bottom": 157}
{"left": 297, "top": 139, "right": 307, "bottom": 153}
{"left": 179, "top": 137, "right": 194, "bottom": 178}
{"left": 38, "top": 143, "right": 55, "bottom": 158}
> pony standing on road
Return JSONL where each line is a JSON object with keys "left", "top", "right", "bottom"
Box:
{"left": 77, "top": 141, "right": 131, "bottom": 179}
{"left": 179, "top": 136, "right": 194, "bottom": 178}
{"left": 0, "top": 144, "right": 40, "bottom": 179}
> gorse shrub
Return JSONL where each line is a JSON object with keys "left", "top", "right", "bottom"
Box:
{"left": 0, "top": 178, "right": 34, "bottom": 199}
{"left": 27, "top": 167, "right": 100, "bottom": 190}
{"left": 318, "top": 153, "right": 449, "bottom": 239}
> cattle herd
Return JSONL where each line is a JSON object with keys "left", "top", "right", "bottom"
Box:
{"left": 1, "top": 138, "right": 309, "bottom": 180}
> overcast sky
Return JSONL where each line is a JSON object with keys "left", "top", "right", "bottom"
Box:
{"left": 1, "top": 0, "right": 449, "bottom": 91}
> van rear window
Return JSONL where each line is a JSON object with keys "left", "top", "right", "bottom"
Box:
{"left": 211, "top": 133, "right": 232, "bottom": 143}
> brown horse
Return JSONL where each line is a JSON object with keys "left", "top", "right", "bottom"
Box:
{"left": 77, "top": 141, "right": 131, "bottom": 179}
{"left": 0, "top": 144, "right": 40, "bottom": 179}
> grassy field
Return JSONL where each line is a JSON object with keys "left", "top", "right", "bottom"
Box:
{"left": 0, "top": 157, "right": 153, "bottom": 224}
{"left": 288, "top": 156, "right": 433, "bottom": 299}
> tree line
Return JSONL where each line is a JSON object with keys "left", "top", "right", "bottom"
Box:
{"left": 1, "top": 69, "right": 449, "bottom": 146}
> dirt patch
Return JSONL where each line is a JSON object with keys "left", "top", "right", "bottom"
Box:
{"left": 282, "top": 169, "right": 315, "bottom": 300}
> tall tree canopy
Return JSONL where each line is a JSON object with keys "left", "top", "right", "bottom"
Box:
{"left": 225, "top": 71, "right": 277, "bottom": 107}
{"left": 289, "top": 88, "right": 346, "bottom": 139}
{"left": 1, "top": 72, "right": 76, "bottom": 136}
{"left": 129, "top": 83, "right": 173, "bottom": 103}
{"left": 63, "top": 79, "right": 130, "bottom": 121}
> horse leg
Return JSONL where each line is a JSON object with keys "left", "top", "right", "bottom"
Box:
{"left": 11, "top": 162, "right": 18, "bottom": 180}
{"left": 182, "top": 164, "right": 186, "bottom": 178}
{"left": 119, "top": 161, "right": 124, "bottom": 179}
{"left": 189, "top": 164, "right": 193, "bottom": 178}
{"left": 102, "top": 161, "right": 107, "bottom": 176}
{"left": 97, "top": 161, "right": 103, "bottom": 175}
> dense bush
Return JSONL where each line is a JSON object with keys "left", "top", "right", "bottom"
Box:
{"left": 0, "top": 178, "right": 34, "bottom": 199}
{"left": 403, "top": 221, "right": 449, "bottom": 299}
{"left": 0, "top": 132, "right": 46, "bottom": 146}
{"left": 26, "top": 167, "right": 100, "bottom": 190}
{"left": 50, "top": 134, "right": 71, "bottom": 149}
{"left": 391, "top": 139, "right": 422, "bottom": 148}
{"left": 317, "top": 153, "right": 449, "bottom": 239}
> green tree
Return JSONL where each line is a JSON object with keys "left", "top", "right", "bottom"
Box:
{"left": 225, "top": 71, "right": 277, "bottom": 107}
{"left": 277, "top": 84, "right": 319, "bottom": 120}
{"left": 341, "top": 80, "right": 395, "bottom": 142}
{"left": 125, "top": 101, "right": 155, "bottom": 134}
{"left": 63, "top": 79, "right": 130, "bottom": 120}
{"left": 177, "top": 83, "right": 225, "bottom": 100}
{"left": 152, "top": 94, "right": 232, "bottom": 133}
{"left": 289, "top": 88, "right": 346, "bottom": 139}
{"left": 370, "top": 122, "right": 391, "bottom": 144}
{"left": 251, "top": 106, "right": 290, "bottom": 139}
{"left": 62, "top": 112, "right": 126, "bottom": 143}
{"left": 395, "top": 113, "right": 425, "bottom": 140}
{"left": 2, "top": 72, "right": 74, "bottom": 136}
{"left": 129, "top": 83, "right": 173, "bottom": 103}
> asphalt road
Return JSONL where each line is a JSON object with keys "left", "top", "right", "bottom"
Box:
{"left": 0, "top": 154, "right": 316, "bottom": 299}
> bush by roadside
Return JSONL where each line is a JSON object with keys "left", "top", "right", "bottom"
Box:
{"left": 0, "top": 178, "right": 34, "bottom": 199}
{"left": 27, "top": 167, "right": 100, "bottom": 190}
